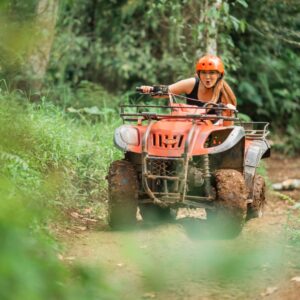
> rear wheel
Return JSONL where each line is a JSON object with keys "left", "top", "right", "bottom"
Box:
{"left": 246, "top": 175, "right": 266, "bottom": 220}
{"left": 107, "top": 160, "right": 138, "bottom": 229}
{"left": 206, "top": 169, "right": 248, "bottom": 238}
{"left": 139, "top": 204, "right": 173, "bottom": 223}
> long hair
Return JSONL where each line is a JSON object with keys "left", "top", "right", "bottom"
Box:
{"left": 211, "top": 77, "right": 237, "bottom": 106}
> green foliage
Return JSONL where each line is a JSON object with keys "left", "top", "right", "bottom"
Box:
{"left": 0, "top": 88, "right": 120, "bottom": 210}
{"left": 45, "top": 80, "right": 121, "bottom": 115}
{"left": 0, "top": 90, "right": 122, "bottom": 300}
{"left": 2, "top": 1, "right": 299, "bottom": 297}
{"left": 231, "top": 0, "right": 300, "bottom": 153}
{"left": 1, "top": 0, "right": 299, "bottom": 152}
{"left": 49, "top": 0, "right": 245, "bottom": 91}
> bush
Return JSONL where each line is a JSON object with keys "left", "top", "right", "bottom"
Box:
{"left": 0, "top": 89, "right": 121, "bottom": 211}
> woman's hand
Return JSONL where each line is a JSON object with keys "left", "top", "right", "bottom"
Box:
{"left": 226, "top": 104, "right": 236, "bottom": 110}
{"left": 140, "top": 86, "right": 154, "bottom": 93}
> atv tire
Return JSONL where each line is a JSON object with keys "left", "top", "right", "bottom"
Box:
{"left": 139, "top": 204, "right": 173, "bottom": 223}
{"left": 107, "top": 160, "right": 138, "bottom": 229}
{"left": 206, "top": 169, "right": 248, "bottom": 238}
{"left": 246, "top": 175, "right": 266, "bottom": 220}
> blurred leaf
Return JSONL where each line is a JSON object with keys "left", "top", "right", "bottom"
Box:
{"left": 238, "top": 113, "right": 252, "bottom": 122}
{"left": 82, "top": 106, "right": 102, "bottom": 115}
{"left": 236, "top": 0, "right": 248, "bottom": 8}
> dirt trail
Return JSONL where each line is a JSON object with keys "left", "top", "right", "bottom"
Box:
{"left": 64, "top": 154, "right": 300, "bottom": 300}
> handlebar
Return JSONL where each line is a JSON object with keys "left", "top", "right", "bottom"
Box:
{"left": 135, "top": 86, "right": 237, "bottom": 112}
{"left": 136, "top": 85, "right": 168, "bottom": 95}
{"left": 136, "top": 87, "right": 144, "bottom": 93}
{"left": 136, "top": 86, "right": 155, "bottom": 94}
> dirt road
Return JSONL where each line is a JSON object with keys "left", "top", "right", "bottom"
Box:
{"left": 64, "top": 154, "right": 300, "bottom": 299}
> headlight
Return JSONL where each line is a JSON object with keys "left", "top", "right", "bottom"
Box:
{"left": 120, "top": 126, "right": 139, "bottom": 145}
{"left": 114, "top": 125, "right": 139, "bottom": 150}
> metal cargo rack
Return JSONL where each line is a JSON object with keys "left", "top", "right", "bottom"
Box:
{"left": 240, "top": 122, "right": 270, "bottom": 139}
{"left": 119, "top": 104, "right": 239, "bottom": 123}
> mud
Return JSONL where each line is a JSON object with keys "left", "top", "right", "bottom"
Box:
{"left": 62, "top": 154, "right": 300, "bottom": 300}
{"left": 247, "top": 175, "right": 266, "bottom": 219}
{"left": 214, "top": 169, "right": 248, "bottom": 212}
{"left": 107, "top": 160, "right": 138, "bottom": 228}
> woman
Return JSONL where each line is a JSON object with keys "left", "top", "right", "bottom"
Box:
{"left": 141, "top": 55, "right": 236, "bottom": 125}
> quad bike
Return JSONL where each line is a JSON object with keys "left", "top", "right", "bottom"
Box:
{"left": 107, "top": 87, "right": 270, "bottom": 236}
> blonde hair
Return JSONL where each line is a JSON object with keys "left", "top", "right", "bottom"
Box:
{"left": 211, "top": 78, "right": 237, "bottom": 106}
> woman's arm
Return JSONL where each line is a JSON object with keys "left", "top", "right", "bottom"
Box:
{"left": 168, "top": 77, "right": 196, "bottom": 95}
{"left": 140, "top": 77, "right": 196, "bottom": 95}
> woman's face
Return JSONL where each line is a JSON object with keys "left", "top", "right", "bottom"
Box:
{"left": 199, "top": 70, "right": 220, "bottom": 88}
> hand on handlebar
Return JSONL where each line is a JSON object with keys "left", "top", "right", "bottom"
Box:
{"left": 136, "top": 85, "right": 169, "bottom": 95}
{"left": 139, "top": 86, "right": 154, "bottom": 93}
{"left": 226, "top": 103, "right": 236, "bottom": 110}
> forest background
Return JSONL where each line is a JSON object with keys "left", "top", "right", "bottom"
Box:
{"left": 0, "top": 0, "right": 299, "bottom": 299}
{"left": 2, "top": 0, "right": 300, "bottom": 151}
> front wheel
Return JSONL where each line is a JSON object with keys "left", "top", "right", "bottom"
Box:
{"left": 246, "top": 175, "right": 266, "bottom": 220}
{"left": 206, "top": 169, "right": 248, "bottom": 238}
{"left": 107, "top": 160, "right": 138, "bottom": 229}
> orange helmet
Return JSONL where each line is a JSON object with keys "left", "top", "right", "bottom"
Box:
{"left": 196, "top": 55, "right": 225, "bottom": 75}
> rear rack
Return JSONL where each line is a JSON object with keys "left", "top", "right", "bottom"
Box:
{"left": 240, "top": 122, "right": 270, "bottom": 139}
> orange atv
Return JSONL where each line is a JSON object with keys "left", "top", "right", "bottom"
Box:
{"left": 107, "top": 87, "right": 270, "bottom": 236}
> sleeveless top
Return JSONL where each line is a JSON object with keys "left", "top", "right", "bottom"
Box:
{"left": 185, "top": 77, "right": 221, "bottom": 106}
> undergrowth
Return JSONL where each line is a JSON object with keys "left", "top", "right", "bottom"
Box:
{"left": 0, "top": 89, "right": 124, "bottom": 299}
{"left": 0, "top": 91, "right": 121, "bottom": 211}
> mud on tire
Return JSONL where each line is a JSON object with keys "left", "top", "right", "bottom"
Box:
{"left": 107, "top": 160, "right": 138, "bottom": 229}
{"left": 246, "top": 175, "right": 266, "bottom": 220}
{"left": 207, "top": 169, "right": 248, "bottom": 238}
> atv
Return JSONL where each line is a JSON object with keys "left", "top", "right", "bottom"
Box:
{"left": 107, "top": 87, "right": 270, "bottom": 236}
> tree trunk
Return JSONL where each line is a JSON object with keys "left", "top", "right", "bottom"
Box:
{"left": 25, "top": 0, "right": 59, "bottom": 94}
{"left": 197, "top": 0, "right": 222, "bottom": 56}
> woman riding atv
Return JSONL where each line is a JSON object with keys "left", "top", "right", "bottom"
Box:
{"left": 141, "top": 55, "right": 236, "bottom": 125}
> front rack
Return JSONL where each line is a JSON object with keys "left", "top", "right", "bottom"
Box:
{"left": 121, "top": 92, "right": 241, "bottom": 123}
{"left": 120, "top": 104, "right": 239, "bottom": 123}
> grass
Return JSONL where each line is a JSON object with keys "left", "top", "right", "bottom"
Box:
{"left": 0, "top": 88, "right": 127, "bottom": 299}
{"left": 0, "top": 90, "right": 122, "bottom": 210}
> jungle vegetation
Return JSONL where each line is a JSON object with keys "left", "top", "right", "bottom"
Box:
{"left": 1, "top": 0, "right": 299, "bottom": 155}
{"left": 0, "top": 1, "right": 299, "bottom": 299}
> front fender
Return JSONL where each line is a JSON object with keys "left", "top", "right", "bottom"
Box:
{"left": 206, "top": 126, "right": 245, "bottom": 154}
{"left": 244, "top": 139, "right": 271, "bottom": 193}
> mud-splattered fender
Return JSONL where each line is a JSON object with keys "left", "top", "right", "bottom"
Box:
{"left": 244, "top": 140, "right": 271, "bottom": 194}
